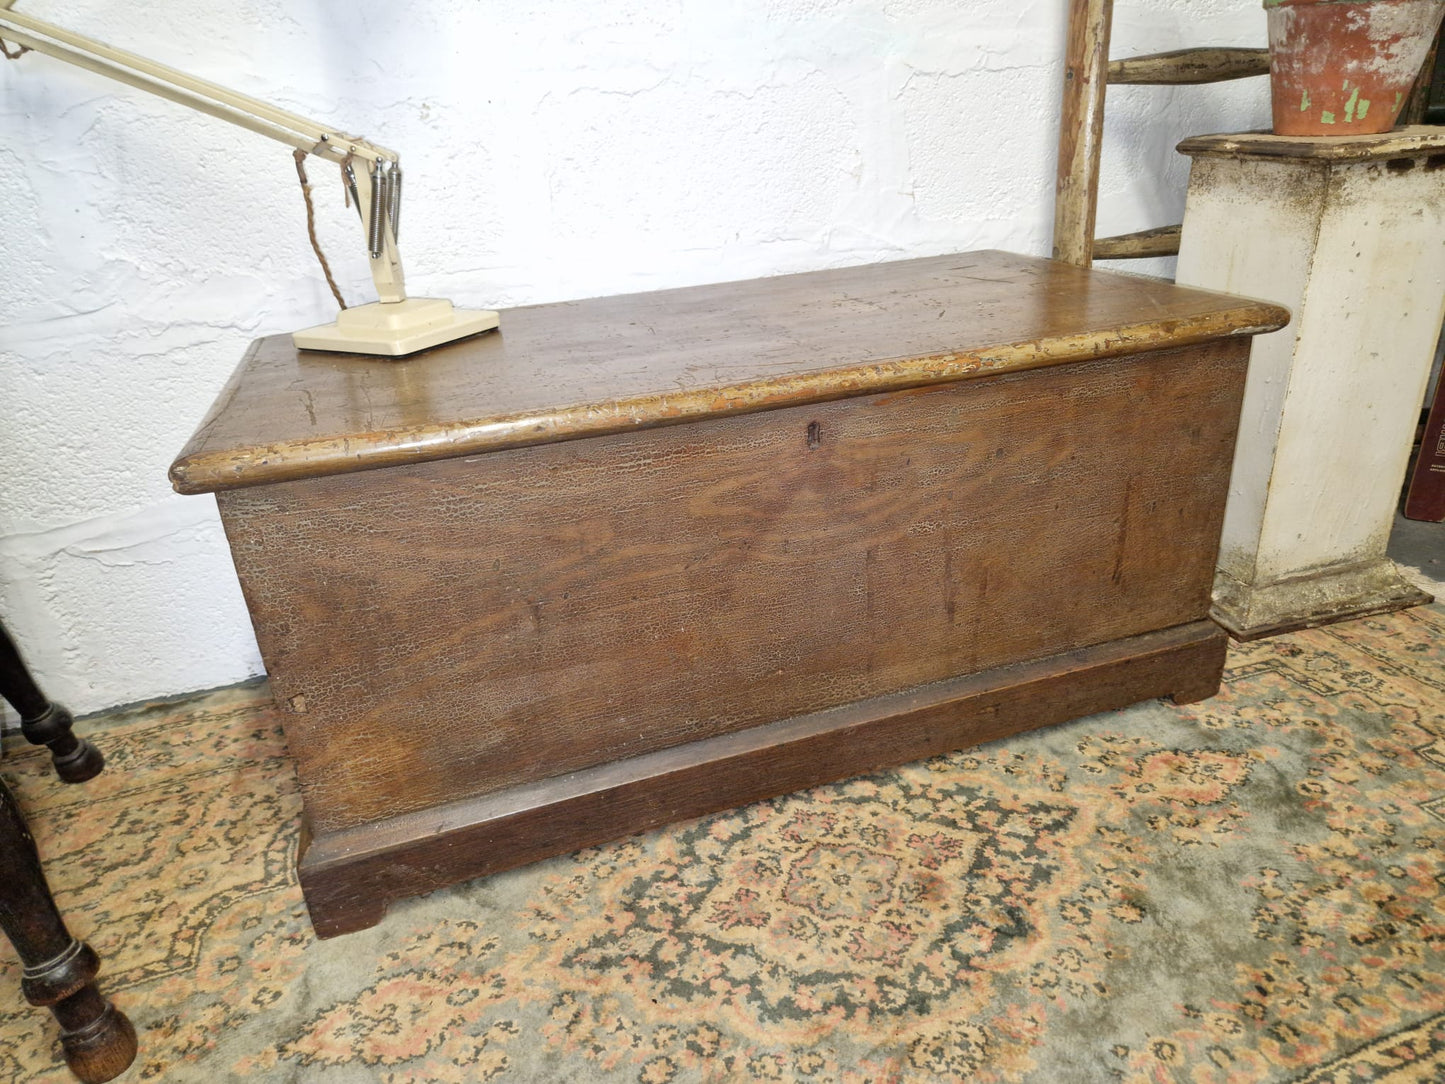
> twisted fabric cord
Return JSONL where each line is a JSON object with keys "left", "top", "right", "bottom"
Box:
{"left": 293, "top": 149, "right": 347, "bottom": 310}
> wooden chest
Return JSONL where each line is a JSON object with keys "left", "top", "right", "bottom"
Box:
{"left": 171, "top": 251, "right": 1287, "bottom": 937}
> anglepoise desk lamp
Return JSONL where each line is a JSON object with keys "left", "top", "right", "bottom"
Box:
{"left": 0, "top": 6, "right": 499, "bottom": 357}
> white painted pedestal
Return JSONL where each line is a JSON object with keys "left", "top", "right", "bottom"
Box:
{"left": 1175, "top": 128, "right": 1445, "bottom": 639}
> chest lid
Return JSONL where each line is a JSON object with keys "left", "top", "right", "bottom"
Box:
{"left": 169, "top": 250, "right": 1286, "bottom": 494}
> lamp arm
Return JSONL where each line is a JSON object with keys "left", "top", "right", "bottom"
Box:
{"left": 0, "top": 8, "right": 406, "bottom": 304}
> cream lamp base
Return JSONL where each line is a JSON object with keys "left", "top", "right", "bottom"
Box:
{"left": 293, "top": 298, "right": 500, "bottom": 357}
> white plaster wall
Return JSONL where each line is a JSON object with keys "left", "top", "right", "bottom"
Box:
{"left": 0, "top": 0, "right": 1271, "bottom": 715}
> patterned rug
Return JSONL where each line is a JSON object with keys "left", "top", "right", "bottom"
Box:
{"left": 2, "top": 605, "right": 1444, "bottom": 1083}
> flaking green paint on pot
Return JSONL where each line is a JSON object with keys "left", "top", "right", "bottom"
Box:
{"left": 1265, "top": 0, "right": 1445, "bottom": 136}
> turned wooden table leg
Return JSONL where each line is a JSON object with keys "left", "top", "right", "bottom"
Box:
{"left": 0, "top": 618, "right": 136, "bottom": 1080}
{"left": 0, "top": 776, "right": 136, "bottom": 1082}
{"left": 0, "top": 622, "right": 104, "bottom": 783}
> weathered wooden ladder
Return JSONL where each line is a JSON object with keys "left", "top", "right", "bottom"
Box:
{"left": 1052, "top": 0, "right": 1270, "bottom": 267}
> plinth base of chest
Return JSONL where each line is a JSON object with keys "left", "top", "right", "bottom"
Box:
{"left": 295, "top": 619, "right": 1225, "bottom": 938}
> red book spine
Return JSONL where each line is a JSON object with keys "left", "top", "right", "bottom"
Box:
{"left": 1405, "top": 374, "right": 1445, "bottom": 522}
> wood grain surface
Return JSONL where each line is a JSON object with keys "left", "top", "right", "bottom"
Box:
{"left": 172, "top": 251, "right": 1285, "bottom": 493}
{"left": 296, "top": 619, "right": 1228, "bottom": 938}
{"left": 1092, "top": 224, "right": 1183, "bottom": 260}
{"left": 218, "top": 337, "right": 1250, "bottom": 835}
{"left": 1107, "top": 47, "right": 1269, "bottom": 85}
{"left": 1052, "top": 0, "right": 1114, "bottom": 266}
{"left": 1178, "top": 125, "right": 1445, "bottom": 162}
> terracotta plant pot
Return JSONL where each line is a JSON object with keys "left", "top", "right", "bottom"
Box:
{"left": 1265, "top": 0, "right": 1445, "bottom": 135}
